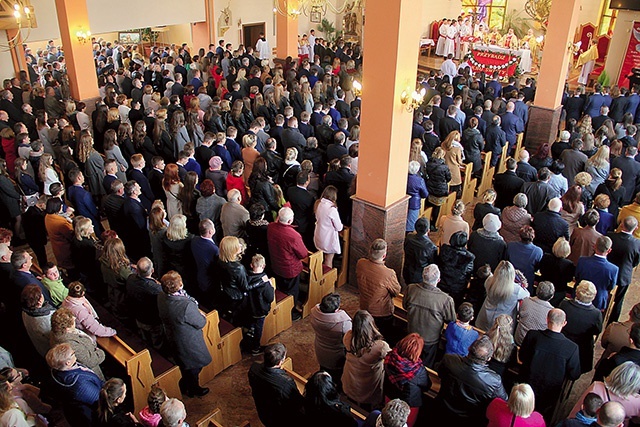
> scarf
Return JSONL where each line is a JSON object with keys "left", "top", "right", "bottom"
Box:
{"left": 384, "top": 348, "right": 422, "bottom": 388}
{"left": 170, "top": 289, "right": 198, "bottom": 305}
{"left": 22, "top": 302, "right": 55, "bottom": 317}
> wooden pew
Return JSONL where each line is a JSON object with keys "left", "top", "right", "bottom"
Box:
{"left": 461, "top": 163, "right": 477, "bottom": 205}
{"left": 435, "top": 192, "right": 457, "bottom": 235}
{"left": 281, "top": 358, "right": 367, "bottom": 421}
{"left": 515, "top": 133, "right": 524, "bottom": 158}
{"left": 337, "top": 227, "right": 350, "bottom": 287}
{"left": 196, "top": 408, "right": 251, "bottom": 427}
{"left": 425, "top": 367, "right": 441, "bottom": 399}
{"left": 261, "top": 278, "right": 295, "bottom": 346}
{"left": 477, "top": 151, "right": 494, "bottom": 196}
{"left": 200, "top": 310, "right": 243, "bottom": 384}
{"left": 302, "top": 251, "right": 338, "bottom": 318}
{"left": 497, "top": 143, "right": 509, "bottom": 174}
{"left": 96, "top": 335, "right": 182, "bottom": 416}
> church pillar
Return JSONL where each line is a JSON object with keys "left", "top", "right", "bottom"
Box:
{"left": 54, "top": 0, "right": 99, "bottom": 101}
{"left": 349, "top": 0, "right": 422, "bottom": 284}
{"left": 525, "top": 0, "right": 581, "bottom": 151}
{"left": 191, "top": 0, "right": 215, "bottom": 52}
{"left": 276, "top": 0, "right": 299, "bottom": 59}
{"left": 6, "top": 29, "right": 27, "bottom": 77}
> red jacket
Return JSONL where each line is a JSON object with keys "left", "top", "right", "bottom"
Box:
{"left": 267, "top": 221, "right": 308, "bottom": 278}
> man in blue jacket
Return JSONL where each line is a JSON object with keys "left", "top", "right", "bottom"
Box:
{"left": 66, "top": 168, "right": 102, "bottom": 233}
{"left": 575, "top": 235, "right": 619, "bottom": 310}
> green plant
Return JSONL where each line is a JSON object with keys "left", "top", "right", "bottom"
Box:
{"left": 598, "top": 70, "right": 611, "bottom": 87}
{"left": 317, "top": 18, "right": 340, "bottom": 43}
{"left": 138, "top": 28, "right": 159, "bottom": 44}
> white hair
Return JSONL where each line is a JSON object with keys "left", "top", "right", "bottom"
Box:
{"left": 422, "top": 264, "right": 440, "bottom": 286}
{"left": 548, "top": 198, "right": 562, "bottom": 212}
{"left": 560, "top": 130, "right": 570, "bottom": 142}
{"left": 159, "top": 399, "right": 186, "bottom": 427}
{"left": 408, "top": 161, "right": 421, "bottom": 175}
{"left": 227, "top": 189, "right": 242, "bottom": 203}
{"left": 278, "top": 207, "right": 294, "bottom": 224}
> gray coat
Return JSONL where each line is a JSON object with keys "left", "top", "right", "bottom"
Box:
{"left": 85, "top": 151, "right": 105, "bottom": 198}
{"left": 157, "top": 292, "right": 211, "bottom": 370}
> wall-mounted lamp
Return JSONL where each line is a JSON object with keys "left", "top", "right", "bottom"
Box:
{"left": 76, "top": 29, "right": 91, "bottom": 44}
{"left": 400, "top": 87, "right": 426, "bottom": 112}
{"left": 352, "top": 80, "right": 362, "bottom": 97}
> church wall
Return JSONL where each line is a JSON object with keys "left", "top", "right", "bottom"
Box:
{"left": 0, "top": 32, "right": 18, "bottom": 81}
{"left": 605, "top": 10, "right": 640, "bottom": 86}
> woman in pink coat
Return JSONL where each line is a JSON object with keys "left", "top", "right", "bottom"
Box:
{"left": 313, "top": 185, "right": 344, "bottom": 268}
{"left": 61, "top": 282, "right": 116, "bottom": 342}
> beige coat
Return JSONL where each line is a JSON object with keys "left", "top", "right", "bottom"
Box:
{"left": 356, "top": 258, "right": 401, "bottom": 318}
{"left": 444, "top": 146, "right": 463, "bottom": 186}
{"left": 341, "top": 331, "right": 390, "bottom": 406}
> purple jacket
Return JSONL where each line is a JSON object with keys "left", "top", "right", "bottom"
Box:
{"left": 407, "top": 174, "right": 428, "bottom": 210}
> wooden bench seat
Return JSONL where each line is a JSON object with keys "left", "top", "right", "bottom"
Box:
{"left": 301, "top": 251, "right": 337, "bottom": 318}
{"left": 261, "top": 278, "right": 295, "bottom": 345}
{"left": 196, "top": 407, "right": 251, "bottom": 427}
{"left": 281, "top": 358, "right": 367, "bottom": 421}
{"left": 200, "top": 310, "right": 243, "bottom": 384}
{"left": 337, "top": 227, "right": 350, "bottom": 287}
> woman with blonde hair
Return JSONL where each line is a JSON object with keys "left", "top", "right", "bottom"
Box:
{"left": 0, "top": 380, "right": 40, "bottom": 427}
{"left": 38, "top": 153, "right": 59, "bottom": 195}
{"left": 595, "top": 168, "right": 625, "bottom": 220}
{"left": 476, "top": 261, "right": 529, "bottom": 331}
{"left": 281, "top": 147, "right": 301, "bottom": 192}
{"left": 346, "top": 125, "right": 360, "bottom": 149}
{"left": 162, "top": 164, "right": 183, "bottom": 218}
{"left": 77, "top": 132, "right": 105, "bottom": 198}
{"left": 71, "top": 216, "right": 101, "bottom": 289}
{"left": 242, "top": 133, "right": 260, "bottom": 181}
{"left": 575, "top": 171, "right": 594, "bottom": 209}
{"left": 442, "top": 131, "right": 464, "bottom": 196}
{"left": 473, "top": 189, "right": 501, "bottom": 231}
{"left": 100, "top": 238, "right": 133, "bottom": 321}
{"left": 162, "top": 214, "right": 193, "bottom": 279}
{"left": 486, "top": 314, "right": 516, "bottom": 376}
{"left": 408, "top": 139, "right": 427, "bottom": 176}
{"left": 106, "top": 107, "right": 121, "bottom": 133}
{"left": 486, "top": 383, "right": 545, "bottom": 427}
{"left": 586, "top": 145, "right": 610, "bottom": 194}
{"left": 103, "top": 129, "right": 128, "bottom": 182}
{"left": 438, "top": 200, "right": 469, "bottom": 247}
{"left": 218, "top": 236, "right": 249, "bottom": 323}
{"left": 314, "top": 185, "right": 344, "bottom": 268}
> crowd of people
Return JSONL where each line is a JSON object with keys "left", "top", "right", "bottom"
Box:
{"left": 0, "top": 19, "right": 639, "bottom": 427}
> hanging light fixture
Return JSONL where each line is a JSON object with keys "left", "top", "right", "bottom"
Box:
{"left": 0, "top": 0, "right": 36, "bottom": 51}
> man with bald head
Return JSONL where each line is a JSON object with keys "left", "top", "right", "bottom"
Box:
{"left": 520, "top": 308, "right": 581, "bottom": 420}
{"left": 594, "top": 401, "right": 626, "bottom": 427}
{"left": 500, "top": 101, "right": 524, "bottom": 153}
{"left": 532, "top": 197, "right": 570, "bottom": 253}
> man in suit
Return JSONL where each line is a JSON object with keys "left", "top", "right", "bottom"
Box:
{"left": 500, "top": 102, "right": 524, "bottom": 153}
{"left": 281, "top": 117, "right": 307, "bottom": 161}
{"left": 314, "top": 114, "right": 335, "bottom": 151}
{"left": 122, "top": 180, "right": 151, "bottom": 261}
{"left": 147, "top": 156, "right": 166, "bottom": 206}
{"left": 481, "top": 100, "right": 495, "bottom": 125}
{"left": 466, "top": 106, "right": 487, "bottom": 137}
{"left": 532, "top": 198, "right": 570, "bottom": 253}
{"left": 171, "top": 73, "right": 185, "bottom": 107}
{"left": 248, "top": 343, "right": 303, "bottom": 427}
{"left": 102, "top": 160, "right": 119, "bottom": 195}
{"left": 519, "top": 309, "right": 581, "bottom": 419}
{"left": 485, "top": 115, "right": 507, "bottom": 167}
{"left": 66, "top": 169, "right": 102, "bottom": 234}
{"left": 523, "top": 168, "right": 555, "bottom": 215}
{"left": 563, "top": 87, "right": 586, "bottom": 123}
{"left": 575, "top": 235, "right": 619, "bottom": 311}
{"left": 607, "top": 216, "right": 640, "bottom": 323}
{"left": 427, "top": 97, "right": 445, "bottom": 138}
{"left": 190, "top": 219, "right": 219, "bottom": 304}
{"left": 611, "top": 146, "right": 640, "bottom": 204}
{"left": 298, "top": 111, "right": 314, "bottom": 139}
{"left": 560, "top": 139, "right": 588, "bottom": 186}
{"left": 125, "top": 257, "right": 164, "bottom": 350}
{"left": 286, "top": 171, "right": 316, "bottom": 249}
{"left": 421, "top": 120, "right": 441, "bottom": 158}
{"left": 335, "top": 89, "right": 351, "bottom": 119}
{"left": 513, "top": 92, "right": 529, "bottom": 126}
{"left": 261, "top": 138, "right": 284, "bottom": 184}
{"left": 584, "top": 84, "right": 609, "bottom": 118}
{"left": 195, "top": 132, "right": 215, "bottom": 173}
{"left": 326, "top": 132, "right": 348, "bottom": 162}
{"left": 551, "top": 131, "right": 572, "bottom": 160}
{"left": 439, "top": 105, "right": 461, "bottom": 139}
{"left": 325, "top": 156, "right": 355, "bottom": 225}
{"left": 310, "top": 103, "right": 325, "bottom": 127}
{"left": 521, "top": 78, "right": 536, "bottom": 103}
{"left": 625, "top": 85, "right": 640, "bottom": 119}
{"left": 127, "top": 154, "right": 154, "bottom": 211}
{"left": 269, "top": 114, "right": 285, "bottom": 149}
{"left": 486, "top": 72, "right": 503, "bottom": 99}
{"left": 0, "top": 90, "right": 22, "bottom": 126}
{"left": 102, "top": 179, "right": 127, "bottom": 239}
{"left": 493, "top": 158, "right": 524, "bottom": 210}
{"left": 516, "top": 150, "right": 538, "bottom": 183}
{"left": 592, "top": 105, "right": 611, "bottom": 132}
{"left": 10, "top": 250, "right": 54, "bottom": 306}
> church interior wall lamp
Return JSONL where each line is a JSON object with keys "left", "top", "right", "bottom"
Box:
{"left": 400, "top": 87, "right": 426, "bottom": 113}
{"left": 76, "top": 28, "right": 91, "bottom": 44}
{"left": 272, "top": 0, "right": 362, "bottom": 18}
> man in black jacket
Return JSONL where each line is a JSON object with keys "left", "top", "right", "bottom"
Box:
{"left": 436, "top": 335, "right": 507, "bottom": 426}
{"left": 493, "top": 158, "right": 524, "bottom": 210}
{"left": 126, "top": 257, "right": 163, "bottom": 350}
{"left": 607, "top": 216, "right": 640, "bottom": 323}
{"left": 286, "top": 172, "right": 316, "bottom": 249}
{"left": 261, "top": 138, "right": 284, "bottom": 184}
{"left": 325, "top": 156, "right": 355, "bottom": 225}
{"left": 402, "top": 217, "right": 437, "bottom": 286}
{"left": 532, "top": 198, "right": 570, "bottom": 253}
{"left": 520, "top": 309, "right": 581, "bottom": 420}
{"left": 522, "top": 167, "right": 554, "bottom": 215}
{"left": 248, "top": 343, "right": 303, "bottom": 427}
{"left": 485, "top": 115, "right": 507, "bottom": 167}
{"left": 611, "top": 146, "right": 640, "bottom": 204}
{"left": 439, "top": 105, "right": 461, "bottom": 139}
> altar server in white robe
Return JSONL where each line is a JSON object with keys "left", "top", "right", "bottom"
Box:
{"left": 576, "top": 38, "right": 599, "bottom": 86}
{"left": 441, "top": 54, "right": 457, "bottom": 85}
{"left": 436, "top": 20, "right": 450, "bottom": 57}
{"left": 444, "top": 21, "right": 457, "bottom": 58}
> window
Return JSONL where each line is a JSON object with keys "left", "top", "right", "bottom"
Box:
{"left": 598, "top": 0, "right": 617, "bottom": 36}
{"left": 462, "top": 0, "right": 508, "bottom": 31}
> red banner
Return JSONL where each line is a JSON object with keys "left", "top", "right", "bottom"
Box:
{"left": 618, "top": 21, "right": 640, "bottom": 88}
{"left": 469, "top": 48, "right": 519, "bottom": 78}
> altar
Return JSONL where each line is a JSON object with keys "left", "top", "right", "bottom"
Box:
{"left": 469, "top": 44, "right": 532, "bottom": 77}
